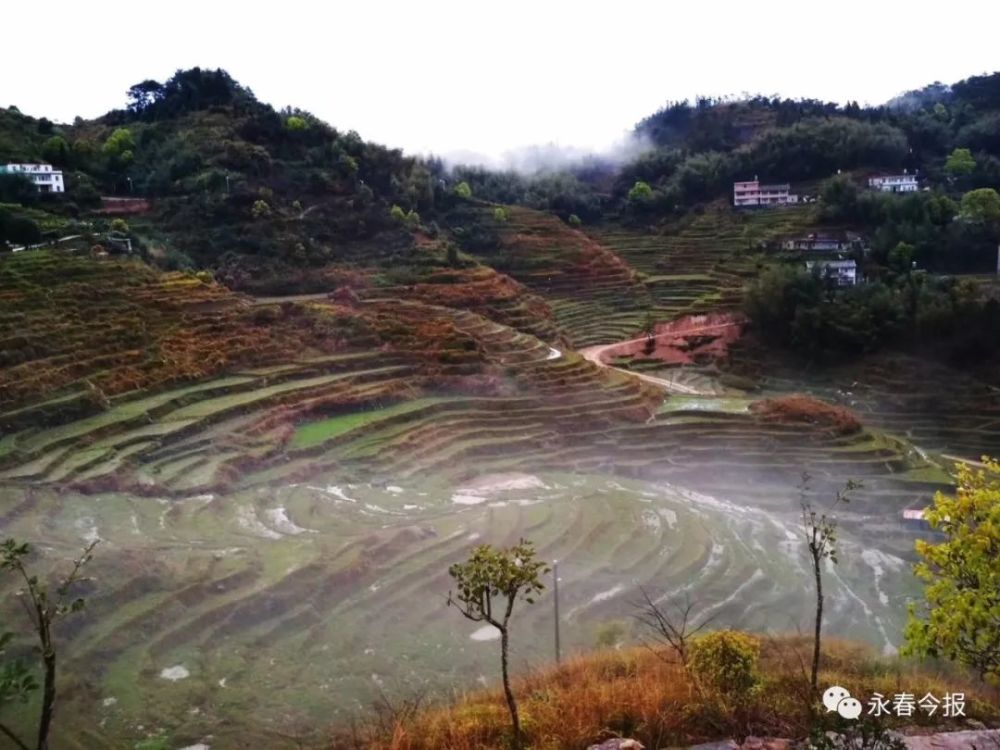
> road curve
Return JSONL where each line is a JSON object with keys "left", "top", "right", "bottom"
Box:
{"left": 579, "top": 320, "right": 741, "bottom": 396}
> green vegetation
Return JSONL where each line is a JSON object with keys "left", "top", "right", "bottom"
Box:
{"left": 945, "top": 147, "right": 976, "bottom": 177}
{"left": 1, "top": 66, "right": 999, "bottom": 748}
{"left": 743, "top": 264, "right": 1000, "bottom": 360}
{"left": 904, "top": 458, "right": 1000, "bottom": 682}
{"left": 447, "top": 540, "right": 548, "bottom": 750}
{"left": 688, "top": 629, "right": 761, "bottom": 702}
{"left": 0, "top": 539, "right": 96, "bottom": 750}
{"left": 291, "top": 399, "right": 447, "bottom": 448}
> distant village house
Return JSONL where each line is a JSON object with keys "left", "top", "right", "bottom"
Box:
{"left": 781, "top": 232, "right": 865, "bottom": 252}
{"left": 868, "top": 172, "right": 918, "bottom": 193}
{"left": 0, "top": 163, "right": 65, "bottom": 194}
{"left": 805, "top": 259, "right": 858, "bottom": 287}
{"left": 733, "top": 179, "right": 799, "bottom": 207}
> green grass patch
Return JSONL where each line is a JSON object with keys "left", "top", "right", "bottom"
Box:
{"left": 291, "top": 398, "right": 449, "bottom": 449}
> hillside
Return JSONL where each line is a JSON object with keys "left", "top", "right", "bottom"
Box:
{"left": 0, "top": 67, "right": 999, "bottom": 750}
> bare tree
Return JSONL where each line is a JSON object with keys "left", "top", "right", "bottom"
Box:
{"left": 0, "top": 539, "right": 97, "bottom": 750}
{"left": 799, "top": 475, "right": 857, "bottom": 694}
{"left": 634, "top": 587, "right": 715, "bottom": 668}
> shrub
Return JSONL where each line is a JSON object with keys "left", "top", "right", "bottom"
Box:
{"left": 688, "top": 630, "right": 761, "bottom": 702}
{"left": 749, "top": 394, "right": 862, "bottom": 435}
{"left": 454, "top": 181, "right": 472, "bottom": 199}
{"left": 627, "top": 180, "right": 653, "bottom": 203}
{"left": 493, "top": 206, "right": 509, "bottom": 223}
{"left": 567, "top": 213, "right": 582, "bottom": 226}
{"left": 109, "top": 218, "right": 130, "bottom": 233}
{"left": 595, "top": 621, "right": 627, "bottom": 650}
{"left": 251, "top": 199, "right": 271, "bottom": 219}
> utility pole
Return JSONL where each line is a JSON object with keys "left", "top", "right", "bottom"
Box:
{"left": 553, "top": 559, "right": 561, "bottom": 664}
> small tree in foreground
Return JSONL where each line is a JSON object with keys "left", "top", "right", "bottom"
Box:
{"left": 904, "top": 458, "right": 1000, "bottom": 683}
{"left": 0, "top": 539, "right": 97, "bottom": 750}
{"left": 800, "top": 476, "right": 857, "bottom": 694}
{"left": 447, "top": 540, "right": 548, "bottom": 750}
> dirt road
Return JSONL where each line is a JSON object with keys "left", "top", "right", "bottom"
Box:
{"left": 579, "top": 317, "right": 742, "bottom": 396}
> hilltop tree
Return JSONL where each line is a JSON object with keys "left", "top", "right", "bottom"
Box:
{"left": 0, "top": 539, "right": 97, "bottom": 750}
{"left": 945, "top": 147, "right": 976, "bottom": 177}
{"left": 800, "top": 476, "right": 857, "bottom": 693}
{"left": 904, "top": 458, "right": 1000, "bottom": 683}
{"left": 126, "top": 79, "right": 165, "bottom": 114}
{"left": 447, "top": 540, "right": 548, "bottom": 750}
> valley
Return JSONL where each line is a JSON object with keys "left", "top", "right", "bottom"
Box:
{"left": 1, "top": 213, "right": 993, "bottom": 748}
{"left": 1, "top": 63, "right": 999, "bottom": 750}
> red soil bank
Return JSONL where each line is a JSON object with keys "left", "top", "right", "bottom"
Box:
{"left": 594, "top": 313, "right": 744, "bottom": 367}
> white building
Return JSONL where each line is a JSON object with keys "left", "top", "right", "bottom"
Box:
{"left": 868, "top": 173, "right": 918, "bottom": 193}
{"left": 0, "top": 163, "right": 65, "bottom": 194}
{"left": 806, "top": 259, "right": 858, "bottom": 287}
{"left": 733, "top": 179, "right": 798, "bottom": 207}
{"left": 781, "top": 232, "right": 865, "bottom": 252}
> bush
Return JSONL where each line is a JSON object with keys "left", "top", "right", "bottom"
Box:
{"left": 750, "top": 394, "right": 862, "bottom": 435}
{"left": 594, "top": 621, "right": 627, "bottom": 649}
{"left": 454, "top": 181, "right": 472, "bottom": 199}
{"left": 627, "top": 180, "right": 653, "bottom": 203}
{"left": 567, "top": 213, "right": 582, "bottom": 227}
{"left": 688, "top": 630, "right": 761, "bottom": 702}
{"left": 251, "top": 199, "right": 271, "bottom": 219}
{"left": 492, "top": 206, "right": 509, "bottom": 223}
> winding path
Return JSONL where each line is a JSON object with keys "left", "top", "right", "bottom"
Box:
{"left": 579, "top": 319, "right": 741, "bottom": 396}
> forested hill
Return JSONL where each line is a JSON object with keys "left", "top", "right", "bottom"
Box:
{"left": 2, "top": 67, "right": 1000, "bottom": 278}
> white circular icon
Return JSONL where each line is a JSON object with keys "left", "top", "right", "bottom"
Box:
{"left": 823, "top": 685, "right": 851, "bottom": 713}
{"left": 837, "top": 697, "right": 863, "bottom": 720}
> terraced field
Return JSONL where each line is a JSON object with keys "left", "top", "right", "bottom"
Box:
{"left": 725, "top": 341, "right": 1000, "bottom": 468}
{"left": 0, "top": 304, "right": 660, "bottom": 496}
{"left": 1, "top": 227, "right": 995, "bottom": 748}
{"left": 592, "top": 203, "right": 818, "bottom": 324}
{"left": 0, "top": 250, "right": 373, "bottom": 408}
{"left": 448, "top": 205, "right": 654, "bottom": 347}
{"left": 0, "top": 470, "right": 926, "bottom": 749}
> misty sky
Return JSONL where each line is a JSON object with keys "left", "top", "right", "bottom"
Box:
{"left": 5, "top": 0, "right": 999, "bottom": 164}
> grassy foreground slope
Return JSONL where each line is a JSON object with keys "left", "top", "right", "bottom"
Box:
{"left": 350, "top": 640, "right": 999, "bottom": 750}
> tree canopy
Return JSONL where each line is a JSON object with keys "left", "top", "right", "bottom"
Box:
{"left": 904, "top": 459, "right": 1000, "bottom": 683}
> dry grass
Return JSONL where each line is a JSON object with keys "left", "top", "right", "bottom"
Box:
{"left": 334, "top": 637, "right": 1000, "bottom": 750}
{"left": 750, "top": 394, "right": 863, "bottom": 435}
